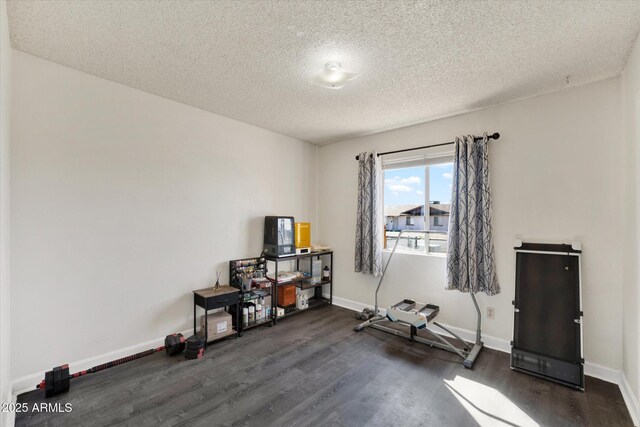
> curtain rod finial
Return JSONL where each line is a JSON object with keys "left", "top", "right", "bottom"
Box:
{"left": 491, "top": 132, "right": 500, "bottom": 140}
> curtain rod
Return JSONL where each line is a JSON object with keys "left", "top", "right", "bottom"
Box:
{"left": 354, "top": 132, "right": 500, "bottom": 160}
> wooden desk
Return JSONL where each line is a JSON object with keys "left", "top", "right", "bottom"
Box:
{"left": 193, "top": 285, "right": 240, "bottom": 347}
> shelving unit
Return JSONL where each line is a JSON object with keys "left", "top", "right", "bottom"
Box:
{"left": 264, "top": 251, "right": 333, "bottom": 324}
{"left": 229, "top": 256, "right": 274, "bottom": 336}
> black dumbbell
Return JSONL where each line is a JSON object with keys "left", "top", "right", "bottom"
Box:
{"left": 165, "top": 333, "right": 186, "bottom": 355}
{"left": 185, "top": 347, "right": 205, "bottom": 360}
{"left": 184, "top": 335, "right": 205, "bottom": 360}
{"left": 185, "top": 335, "right": 204, "bottom": 349}
{"left": 42, "top": 365, "right": 71, "bottom": 398}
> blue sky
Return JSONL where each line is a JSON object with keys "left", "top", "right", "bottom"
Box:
{"left": 383, "top": 164, "right": 453, "bottom": 206}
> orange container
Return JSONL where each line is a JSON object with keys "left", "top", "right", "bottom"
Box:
{"left": 278, "top": 284, "right": 296, "bottom": 307}
{"left": 295, "top": 222, "right": 311, "bottom": 248}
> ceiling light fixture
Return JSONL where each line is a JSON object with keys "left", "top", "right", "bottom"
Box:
{"left": 311, "top": 61, "right": 360, "bottom": 89}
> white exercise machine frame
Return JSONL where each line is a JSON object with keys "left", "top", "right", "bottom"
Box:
{"left": 354, "top": 230, "right": 484, "bottom": 368}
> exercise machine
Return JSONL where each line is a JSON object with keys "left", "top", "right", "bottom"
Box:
{"left": 354, "top": 230, "right": 484, "bottom": 368}
{"left": 511, "top": 241, "right": 584, "bottom": 389}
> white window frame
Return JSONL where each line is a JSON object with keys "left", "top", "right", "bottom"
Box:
{"left": 382, "top": 152, "right": 453, "bottom": 256}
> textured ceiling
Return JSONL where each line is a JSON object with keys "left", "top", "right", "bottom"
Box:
{"left": 7, "top": 1, "right": 640, "bottom": 144}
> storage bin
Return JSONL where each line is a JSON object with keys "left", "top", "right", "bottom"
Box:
{"left": 278, "top": 284, "right": 296, "bottom": 307}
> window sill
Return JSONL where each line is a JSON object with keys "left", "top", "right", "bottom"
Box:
{"left": 382, "top": 249, "right": 447, "bottom": 258}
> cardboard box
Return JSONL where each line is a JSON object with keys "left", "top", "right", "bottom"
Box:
{"left": 200, "top": 311, "right": 232, "bottom": 339}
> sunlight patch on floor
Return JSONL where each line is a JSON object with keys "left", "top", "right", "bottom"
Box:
{"left": 444, "top": 375, "right": 539, "bottom": 427}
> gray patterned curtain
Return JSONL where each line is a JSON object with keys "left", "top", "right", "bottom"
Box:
{"left": 355, "top": 151, "right": 383, "bottom": 277}
{"left": 446, "top": 133, "right": 500, "bottom": 295}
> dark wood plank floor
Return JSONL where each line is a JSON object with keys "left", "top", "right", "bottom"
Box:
{"left": 16, "top": 305, "right": 632, "bottom": 426}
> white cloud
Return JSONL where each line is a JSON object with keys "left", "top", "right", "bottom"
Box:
{"left": 385, "top": 175, "right": 422, "bottom": 196}
{"left": 400, "top": 176, "right": 421, "bottom": 184}
{"left": 385, "top": 176, "right": 421, "bottom": 186}
{"left": 443, "top": 172, "right": 453, "bottom": 179}
{"left": 388, "top": 184, "right": 412, "bottom": 192}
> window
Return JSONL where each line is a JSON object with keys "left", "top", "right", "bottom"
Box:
{"left": 383, "top": 157, "right": 453, "bottom": 254}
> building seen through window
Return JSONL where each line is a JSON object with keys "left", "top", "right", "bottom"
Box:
{"left": 383, "top": 162, "right": 453, "bottom": 254}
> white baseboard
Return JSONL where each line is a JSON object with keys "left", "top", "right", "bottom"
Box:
{"left": 434, "top": 322, "right": 511, "bottom": 353}
{"left": 332, "top": 295, "right": 634, "bottom": 422}
{"left": 12, "top": 328, "right": 192, "bottom": 397}
{"left": 330, "top": 295, "right": 369, "bottom": 313}
{"left": 585, "top": 361, "right": 623, "bottom": 385}
{"left": 620, "top": 371, "right": 640, "bottom": 426}
{"left": 2, "top": 391, "right": 17, "bottom": 427}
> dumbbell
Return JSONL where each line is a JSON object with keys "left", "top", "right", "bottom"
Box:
{"left": 165, "top": 333, "right": 187, "bottom": 355}
{"left": 184, "top": 335, "right": 205, "bottom": 360}
{"left": 36, "top": 333, "right": 186, "bottom": 398}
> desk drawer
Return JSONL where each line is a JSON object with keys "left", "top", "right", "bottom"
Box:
{"left": 205, "top": 293, "right": 239, "bottom": 310}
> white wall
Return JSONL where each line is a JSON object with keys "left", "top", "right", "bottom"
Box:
{"left": 10, "top": 51, "right": 317, "bottom": 380}
{"left": 622, "top": 30, "right": 640, "bottom": 417}
{"left": 318, "top": 78, "right": 623, "bottom": 371}
{"left": 0, "top": 0, "right": 11, "bottom": 424}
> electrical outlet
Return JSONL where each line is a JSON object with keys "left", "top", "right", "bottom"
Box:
{"left": 487, "top": 307, "right": 495, "bottom": 320}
